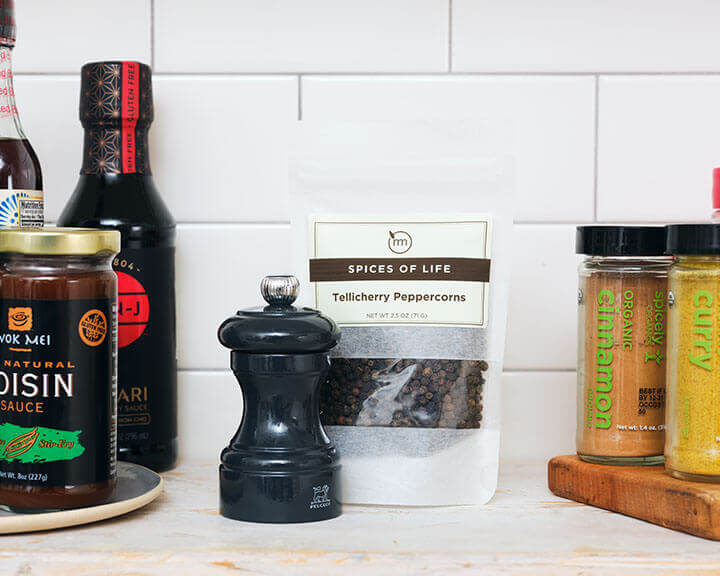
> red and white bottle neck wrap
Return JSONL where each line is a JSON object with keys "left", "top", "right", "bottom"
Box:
{"left": 80, "top": 61, "right": 153, "bottom": 176}
{"left": 0, "top": 46, "right": 26, "bottom": 141}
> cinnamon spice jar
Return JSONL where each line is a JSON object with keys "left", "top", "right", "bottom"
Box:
{"left": 576, "top": 226, "right": 670, "bottom": 465}
{"left": 0, "top": 228, "right": 120, "bottom": 509}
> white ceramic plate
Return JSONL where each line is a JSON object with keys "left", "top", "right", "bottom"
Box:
{"left": 0, "top": 461, "right": 163, "bottom": 534}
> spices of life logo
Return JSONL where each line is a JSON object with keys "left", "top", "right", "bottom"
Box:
{"left": 388, "top": 230, "right": 412, "bottom": 254}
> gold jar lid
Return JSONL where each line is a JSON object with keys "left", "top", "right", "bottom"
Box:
{"left": 0, "top": 227, "right": 120, "bottom": 255}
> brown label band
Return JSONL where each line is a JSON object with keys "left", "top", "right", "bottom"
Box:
{"left": 309, "top": 258, "right": 491, "bottom": 282}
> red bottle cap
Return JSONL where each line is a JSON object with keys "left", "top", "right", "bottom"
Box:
{"left": 713, "top": 168, "right": 720, "bottom": 211}
{"left": 0, "top": 0, "right": 16, "bottom": 47}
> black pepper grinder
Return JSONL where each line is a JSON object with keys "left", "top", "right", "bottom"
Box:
{"left": 217, "top": 275, "right": 342, "bottom": 523}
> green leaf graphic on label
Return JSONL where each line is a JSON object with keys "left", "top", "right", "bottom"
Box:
{"left": 0, "top": 423, "right": 84, "bottom": 463}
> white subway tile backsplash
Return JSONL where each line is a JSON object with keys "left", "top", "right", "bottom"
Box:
{"left": 14, "top": 76, "right": 82, "bottom": 220}
{"left": 17, "top": 0, "right": 708, "bottom": 462}
{"left": 302, "top": 76, "right": 595, "bottom": 222}
{"left": 153, "top": 77, "right": 297, "bottom": 222}
{"left": 178, "top": 371, "right": 239, "bottom": 462}
{"left": 597, "top": 76, "right": 720, "bottom": 222}
{"left": 453, "top": 0, "right": 720, "bottom": 73}
{"left": 506, "top": 225, "right": 577, "bottom": 371}
{"left": 176, "top": 224, "right": 291, "bottom": 370}
{"left": 154, "top": 0, "right": 448, "bottom": 73}
{"left": 14, "top": 0, "right": 151, "bottom": 73}
{"left": 500, "top": 372, "right": 576, "bottom": 461}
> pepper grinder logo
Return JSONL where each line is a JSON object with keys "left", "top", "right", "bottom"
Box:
{"left": 310, "top": 484, "right": 331, "bottom": 509}
{"left": 8, "top": 307, "right": 31, "bottom": 331}
{"left": 388, "top": 230, "right": 412, "bottom": 254}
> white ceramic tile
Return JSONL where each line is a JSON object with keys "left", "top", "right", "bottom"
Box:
{"left": 598, "top": 76, "right": 720, "bottom": 223}
{"left": 453, "top": 0, "right": 720, "bottom": 73}
{"left": 500, "top": 372, "right": 576, "bottom": 461}
{"left": 176, "top": 224, "right": 291, "bottom": 370}
{"left": 152, "top": 76, "right": 297, "bottom": 222}
{"left": 505, "top": 225, "right": 578, "bottom": 371}
{"left": 302, "top": 76, "right": 594, "bottom": 222}
{"left": 14, "top": 76, "right": 82, "bottom": 221}
{"left": 16, "top": 76, "right": 298, "bottom": 223}
{"left": 302, "top": 76, "right": 595, "bottom": 222}
{"left": 178, "top": 371, "right": 240, "bottom": 461}
{"left": 155, "top": 0, "right": 448, "bottom": 73}
{"left": 14, "top": 0, "right": 150, "bottom": 73}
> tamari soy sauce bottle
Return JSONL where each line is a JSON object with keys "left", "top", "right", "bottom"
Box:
{"left": 58, "top": 61, "right": 177, "bottom": 472}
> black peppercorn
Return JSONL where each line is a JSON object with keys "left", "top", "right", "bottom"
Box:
{"left": 320, "top": 358, "right": 488, "bottom": 429}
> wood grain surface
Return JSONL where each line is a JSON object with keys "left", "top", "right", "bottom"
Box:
{"left": 548, "top": 454, "right": 720, "bottom": 540}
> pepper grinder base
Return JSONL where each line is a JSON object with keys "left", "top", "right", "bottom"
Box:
{"left": 219, "top": 464, "right": 341, "bottom": 524}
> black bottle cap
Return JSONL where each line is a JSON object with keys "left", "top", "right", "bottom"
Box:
{"left": 576, "top": 226, "right": 667, "bottom": 257}
{"left": 80, "top": 61, "right": 154, "bottom": 126}
{"left": 0, "top": 1, "right": 15, "bottom": 47}
{"left": 218, "top": 275, "right": 340, "bottom": 354}
{"left": 666, "top": 224, "right": 720, "bottom": 255}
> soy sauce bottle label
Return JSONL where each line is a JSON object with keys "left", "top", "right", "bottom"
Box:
{"left": 115, "top": 247, "right": 177, "bottom": 447}
{"left": 0, "top": 298, "right": 116, "bottom": 487}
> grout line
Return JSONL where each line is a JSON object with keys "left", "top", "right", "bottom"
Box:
{"left": 503, "top": 368, "right": 575, "bottom": 374}
{"left": 150, "top": 0, "right": 156, "bottom": 69}
{"left": 175, "top": 221, "right": 290, "bottom": 227}
{"left": 514, "top": 221, "right": 587, "bottom": 226}
{"left": 149, "top": 220, "right": 683, "bottom": 227}
{"left": 52, "top": 220, "right": 670, "bottom": 228}
{"left": 178, "top": 368, "right": 231, "bottom": 374}
{"left": 447, "top": 0, "right": 453, "bottom": 72}
{"left": 592, "top": 75, "right": 600, "bottom": 222}
{"left": 178, "top": 367, "right": 577, "bottom": 375}
{"left": 297, "top": 75, "right": 303, "bottom": 120}
{"left": 13, "top": 71, "right": 720, "bottom": 78}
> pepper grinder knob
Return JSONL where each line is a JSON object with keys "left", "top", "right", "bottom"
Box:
{"left": 261, "top": 275, "right": 299, "bottom": 307}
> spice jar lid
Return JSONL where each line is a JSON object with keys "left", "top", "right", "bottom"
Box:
{"left": 0, "top": 228, "right": 120, "bottom": 255}
{"left": 218, "top": 275, "right": 341, "bottom": 354}
{"left": 576, "top": 226, "right": 667, "bottom": 257}
{"left": 666, "top": 224, "right": 720, "bottom": 255}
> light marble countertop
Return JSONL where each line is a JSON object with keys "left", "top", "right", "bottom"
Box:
{"left": 1, "top": 459, "right": 718, "bottom": 575}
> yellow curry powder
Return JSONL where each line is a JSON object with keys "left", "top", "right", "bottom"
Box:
{"left": 666, "top": 257, "right": 720, "bottom": 480}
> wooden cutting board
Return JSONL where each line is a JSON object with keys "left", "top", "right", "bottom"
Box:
{"left": 548, "top": 454, "right": 720, "bottom": 540}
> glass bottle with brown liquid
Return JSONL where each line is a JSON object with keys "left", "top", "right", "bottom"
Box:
{"left": 0, "top": 1, "right": 43, "bottom": 227}
{"left": 58, "top": 62, "right": 177, "bottom": 472}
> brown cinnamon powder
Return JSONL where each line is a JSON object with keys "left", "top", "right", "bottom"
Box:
{"left": 577, "top": 271, "right": 667, "bottom": 463}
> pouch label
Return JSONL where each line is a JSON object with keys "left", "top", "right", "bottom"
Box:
{"left": 308, "top": 214, "right": 492, "bottom": 327}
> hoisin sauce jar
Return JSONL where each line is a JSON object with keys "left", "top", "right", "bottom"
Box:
{"left": 0, "top": 228, "right": 120, "bottom": 509}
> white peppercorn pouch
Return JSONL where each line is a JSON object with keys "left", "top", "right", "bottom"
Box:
{"left": 291, "top": 122, "right": 514, "bottom": 505}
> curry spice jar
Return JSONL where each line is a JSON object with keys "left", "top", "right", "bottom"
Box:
{"left": 0, "top": 228, "right": 120, "bottom": 509}
{"left": 665, "top": 224, "right": 720, "bottom": 482}
{"left": 576, "top": 226, "right": 670, "bottom": 465}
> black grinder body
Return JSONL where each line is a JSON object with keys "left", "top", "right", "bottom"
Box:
{"left": 218, "top": 276, "right": 342, "bottom": 523}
